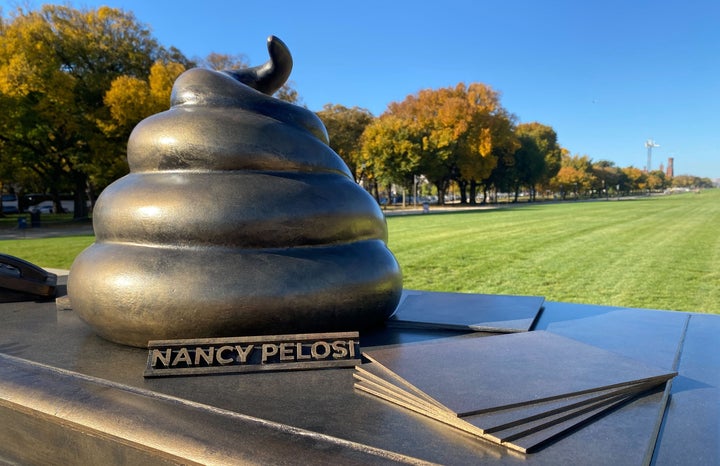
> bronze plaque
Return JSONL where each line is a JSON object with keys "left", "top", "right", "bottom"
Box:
{"left": 145, "top": 331, "right": 360, "bottom": 377}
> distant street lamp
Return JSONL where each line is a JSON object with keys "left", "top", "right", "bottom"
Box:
{"left": 413, "top": 175, "right": 418, "bottom": 207}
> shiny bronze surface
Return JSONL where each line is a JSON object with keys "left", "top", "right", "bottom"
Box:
{"left": 68, "top": 36, "right": 402, "bottom": 347}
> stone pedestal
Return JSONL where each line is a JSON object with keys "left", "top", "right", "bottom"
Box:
{"left": 1, "top": 278, "right": 718, "bottom": 465}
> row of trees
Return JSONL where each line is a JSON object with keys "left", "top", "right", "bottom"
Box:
{"left": 550, "top": 157, "right": 710, "bottom": 198}
{"left": 318, "top": 89, "right": 563, "bottom": 206}
{"left": 317, "top": 99, "right": 714, "bottom": 206}
{"left": 0, "top": 5, "right": 714, "bottom": 218}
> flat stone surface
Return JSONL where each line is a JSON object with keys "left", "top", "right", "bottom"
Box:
{"left": 389, "top": 290, "right": 544, "bottom": 332}
{"left": 0, "top": 352, "right": 423, "bottom": 465}
{"left": 0, "top": 279, "right": 716, "bottom": 465}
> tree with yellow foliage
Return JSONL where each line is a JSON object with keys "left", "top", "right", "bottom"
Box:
{"left": 0, "top": 5, "right": 188, "bottom": 216}
{"left": 621, "top": 166, "right": 647, "bottom": 193}
{"left": 550, "top": 152, "right": 595, "bottom": 199}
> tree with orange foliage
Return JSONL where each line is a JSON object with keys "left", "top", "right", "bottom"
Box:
{"left": 362, "top": 82, "right": 515, "bottom": 205}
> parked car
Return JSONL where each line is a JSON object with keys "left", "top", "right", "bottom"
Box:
{"left": 1, "top": 194, "right": 19, "bottom": 213}
{"left": 28, "top": 201, "right": 55, "bottom": 214}
{"left": 28, "top": 200, "right": 79, "bottom": 214}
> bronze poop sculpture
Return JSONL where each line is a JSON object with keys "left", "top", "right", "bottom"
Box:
{"left": 68, "top": 36, "right": 402, "bottom": 348}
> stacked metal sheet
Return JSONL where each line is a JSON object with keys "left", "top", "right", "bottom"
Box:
{"left": 354, "top": 331, "right": 677, "bottom": 453}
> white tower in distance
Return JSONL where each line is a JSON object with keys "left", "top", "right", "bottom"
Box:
{"left": 645, "top": 139, "right": 660, "bottom": 172}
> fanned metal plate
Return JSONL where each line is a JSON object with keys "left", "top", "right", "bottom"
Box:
{"left": 361, "top": 331, "right": 676, "bottom": 416}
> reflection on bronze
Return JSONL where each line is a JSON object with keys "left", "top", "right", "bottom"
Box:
{"left": 68, "top": 36, "right": 402, "bottom": 347}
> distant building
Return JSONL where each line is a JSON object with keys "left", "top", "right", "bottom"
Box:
{"left": 666, "top": 157, "right": 674, "bottom": 179}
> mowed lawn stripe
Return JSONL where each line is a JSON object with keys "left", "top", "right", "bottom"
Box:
{"left": 388, "top": 191, "right": 720, "bottom": 313}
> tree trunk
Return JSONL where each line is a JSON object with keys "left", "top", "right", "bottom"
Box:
{"left": 469, "top": 180, "right": 478, "bottom": 205}
{"left": 458, "top": 180, "right": 468, "bottom": 204}
{"left": 50, "top": 189, "right": 64, "bottom": 214}
{"left": 73, "top": 172, "right": 89, "bottom": 219}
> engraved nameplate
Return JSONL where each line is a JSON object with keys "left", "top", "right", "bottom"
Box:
{"left": 144, "top": 331, "right": 360, "bottom": 377}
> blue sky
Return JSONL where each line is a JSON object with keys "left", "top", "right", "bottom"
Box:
{"left": 3, "top": 0, "right": 719, "bottom": 178}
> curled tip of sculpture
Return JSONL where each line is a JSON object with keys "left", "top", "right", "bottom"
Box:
{"left": 223, "top": 35, "right": 293, "bottom": 95}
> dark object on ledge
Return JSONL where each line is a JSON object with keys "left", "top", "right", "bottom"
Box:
{"left": 0, "top": 253, "right": 56, "bottom": 301}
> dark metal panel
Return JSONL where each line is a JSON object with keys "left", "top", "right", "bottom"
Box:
{"left": 652, "top": 313, "right": 720, "bottom": 465}
{"left": 536, "top": 303, "right": 689, "bottom": 369}
{"left": 388, "top": 290, "right": 544, "bottom": 332}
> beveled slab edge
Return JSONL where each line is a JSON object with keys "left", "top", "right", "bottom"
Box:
{"left": 0, "top": 353, "right": 431, "bottom": 466}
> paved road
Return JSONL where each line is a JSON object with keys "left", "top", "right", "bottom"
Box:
{"left": 0, "top": 222, "right": 94, "bottom": 240}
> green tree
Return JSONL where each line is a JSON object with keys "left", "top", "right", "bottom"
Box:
{"left": 591, "top": 160, "right": 625, "bottom": 197}
{"left": 0, "top": 5, "right": 181, "bottom": 217}
{"left": 508, "top": 122, "right": 561, "bottom": 201}
{"left": 507, "top": 130, "right": 543, "bottom": 202}
{"left": 526, "top": 123, "right": 562, "bottom": 197}
{"left": 360, "top": 114, "right": 422, "bottom": 202}
{"left": 316, "top": 104, "right": 374, "bottom": 182}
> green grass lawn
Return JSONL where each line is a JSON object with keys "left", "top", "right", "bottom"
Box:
{"left": 388, "top": 190, "right": 720, "bottom": 314}
{"left": 1, "top": 190, "right": 718, "bottom": 314}
{"left": 0, "top": 235, "right": 94, "bottom": 270}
